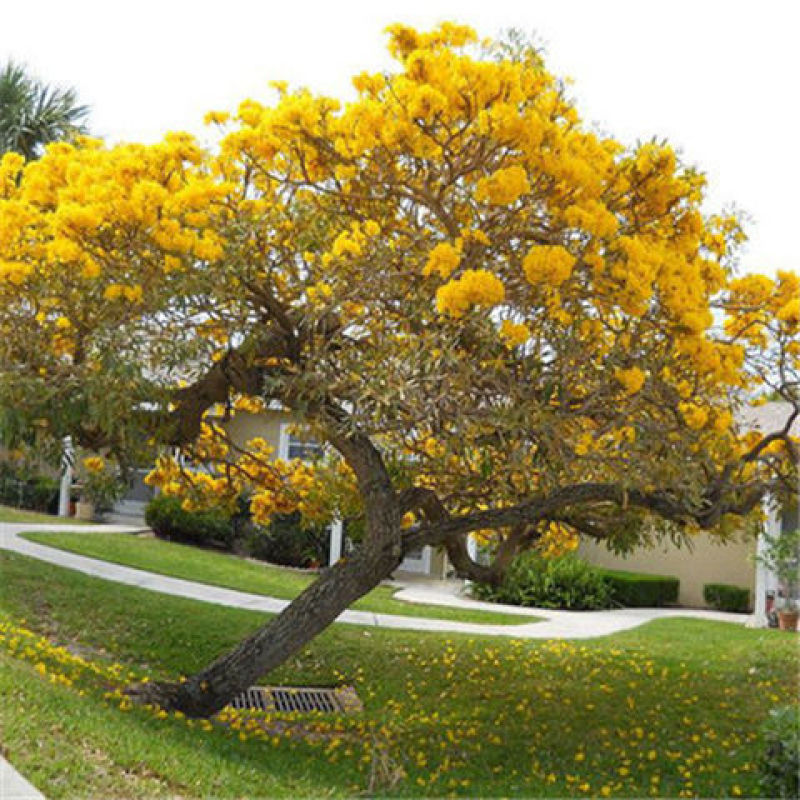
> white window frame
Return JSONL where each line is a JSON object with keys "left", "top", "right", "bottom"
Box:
{"left": 278, "top": 422, "right": 324, "bottom": 463}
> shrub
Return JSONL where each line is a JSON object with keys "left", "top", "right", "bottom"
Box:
{"left": 599, "top": 569, "right": 679, "bottom": 607}
{"left": 0, "top": 462, "right": 59, "bottom": 513}
{"left": 472, "top": 552, "right": 614, "bottom": 610}
{"left": 25, "top": 475, "right": 60, "bottom": 513}
{"left": 145, "top": 495, "right": 235, "bottom": 550}
{"left": 703, "top": 583, "right": 751, "bottom": 612}
{"left": 759, "top": 706, "right": 800, "bottom": 799}
{"left": 247, "top": 512, "right": 330, "bottom": 568}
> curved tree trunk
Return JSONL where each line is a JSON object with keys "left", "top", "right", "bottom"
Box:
{"left": 127, "top": 543, "right": 402, "bottom": 717}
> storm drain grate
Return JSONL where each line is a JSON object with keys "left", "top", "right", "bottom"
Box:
{"left": 229, "top": 685, "right": 362, "bottom": 714}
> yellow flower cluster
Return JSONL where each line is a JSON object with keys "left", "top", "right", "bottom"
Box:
{"left": 475, "top": 165, "right": 530, "bottom": 206}
{"left": 614, "top": 367, "right": 646, "bottom": 396}
{"left": 83, "top": 455, "right": 106, "bottom": 473}
{"left": 536, "top": 522, "right": 580, "bottom": 557}
{"left": 435, "top": 269, "right": 505, "bottom": 317}
{"left": 678, "top": 402, "right": 709, "bottom": 431}
{"left": 232, "top": 395, "right": 267, "bottom": 415}
{"left": 423, "top": 242, "right": 461, "bottom": 278}
{"left": 499, "top": 319, "right": 530, "bottom": 348}
{"left": 522, "top": 245, "right": 576, "bottom": 287}
{"left": 104, "top": 284, "right": 144, "bottom": 303}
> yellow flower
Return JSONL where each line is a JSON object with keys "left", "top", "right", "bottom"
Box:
{"left": 423, "top": 242, "right": 461, "bottom": 278}
{"left": 499, "top": 319, "right": 530, "bottom": 348}
{"left": 475, "top": 165, "right": 530, "bottom": 205}
{"left": 522, "top": 245, "right": 576, "bottom": 287}
{"left": 615, "top": 366, "right": 646, "bottom": 395}
{"left": 83, "top": 455, "right": 105, "bottom": 473}
{"left": 203, "top": 110, "right": 230, "bottom": 125}
{"left": 363, "top": 219, "right": 381, "bottom": 237}
{"left": 679, "top": 402, "right": 708, "bottom": 430}
{"left": 435, "top": 269, "right": 505, "bottom": 317}
{"left": 777, "top": 298, "right": 800, "bottom": 325}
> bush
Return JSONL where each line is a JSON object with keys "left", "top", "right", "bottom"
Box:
{"left": 472, "top": 552, "right": 614, "bottom": 610}
{"left": 703, "top": 583, "right": 751, "bottom": 612}
{"left": 247, "top": 512, "right": 330, "bottom": 568}
{"left": 0, "top": 462, "right": 59, "bottom": 513}
{"left": 759, "top": 706, "right": 800, "bottom": 799}
{"left": 599, "top": 569, "right": 679, "bottom": 607}
{"left": 145, "top": 495, "right": 235, "bottom": 550}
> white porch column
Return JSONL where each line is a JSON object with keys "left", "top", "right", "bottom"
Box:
{"left": 752, "top": 498, "right": 781, "bottom": 628}
{"left": 329, "top": 519, "right": 343, "bottom": 566}
{"left": 57, "top": 436, "right": 74, "bottom": 517}
{"left": 463, "top": 533, "right": 478, "bottom": 586}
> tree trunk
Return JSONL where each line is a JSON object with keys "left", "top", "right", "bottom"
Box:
{"left": 126, "top": 543, "right": 402, "bottom": 717}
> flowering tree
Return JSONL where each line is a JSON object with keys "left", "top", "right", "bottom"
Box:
{"left": 0, "top": 24, "right": 797, "bottom": 716}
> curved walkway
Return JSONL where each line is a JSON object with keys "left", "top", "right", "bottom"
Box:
{"left": 1, "top": 522, "right": 749, "bottom": 639}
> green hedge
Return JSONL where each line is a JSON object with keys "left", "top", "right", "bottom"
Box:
{"left": 145, "top": 495, "right": 235, "bottom": 550}
{"left": 599, "top": 569, "right": 679, "bottom": 607}
{"left": 472, "top": 553, "right": 681, "bottom": 610}
{"left": 247, "top": 512, "right": 330, "bottom": 568}
{"left": 0, "top": 462, "right": 59, "bottom": 513}
{"left": 144, "top": 496, "right": 330, "bottom": 568}
{"left": 703, "top": 583, "right": 751, "bottom": 612}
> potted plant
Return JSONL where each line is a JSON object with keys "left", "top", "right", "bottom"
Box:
{"left": 79, "top": 456, "right": 126, "bottom": 521}
{"left": 756, "top": 525, "right": 800, "bottom": 632}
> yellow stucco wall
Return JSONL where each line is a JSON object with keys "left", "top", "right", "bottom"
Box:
{"left": 578, "top": 533, "right": 756, "bottom": 608}
{"left": 221, "top": 410, "right": 299, "bottom": 452}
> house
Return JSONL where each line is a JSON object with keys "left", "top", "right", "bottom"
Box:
{"left": 111, "top": 400, "right": 796, "bottom": 608}
{"left": 579, "top": 402, "right": 798, "bottom": 614}
{"left": 218, "top": 405, "right": 446, "bottom": 574}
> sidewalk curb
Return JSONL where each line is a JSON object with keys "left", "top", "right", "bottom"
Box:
{"left": 1, "top": 755, "right": 45, "bottom": 800}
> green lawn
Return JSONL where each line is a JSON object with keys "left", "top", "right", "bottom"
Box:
{"left": 0, "top": 504, "right": 79, "bottom": 524}
{"left": 21, "top": 531, "right": 533, "bottom": 626}
{"left": 1, "top": 549, "right": 796, "bottom": 798}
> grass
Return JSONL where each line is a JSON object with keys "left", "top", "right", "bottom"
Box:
{"left": 0, "top": 504, "right": 80, "bottom": 524}
{"left": 1, "top": 549, "right": 797, "bottom": 798}
{"left": 21, "top": 531, "right": 534, "bottom": 626}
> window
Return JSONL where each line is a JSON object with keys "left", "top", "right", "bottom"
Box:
{"left": 288, "top": 434, "right": 323, "bottom": 462}
{"left": 279, "top": 423, "right": 323, "bottom": 463}
{"left": 781, "top": 499, "right": 799, "bottom": 535}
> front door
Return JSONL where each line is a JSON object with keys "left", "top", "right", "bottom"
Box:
{"left": 399, "top": 545, "right": 432, "bottom": 574}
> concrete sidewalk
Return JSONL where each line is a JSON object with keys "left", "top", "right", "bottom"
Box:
{"left": 1, "top": 755, "right": 45, "bottom": 799}
{"left": 0, "top": 522, "right": 749, "bottom": 638}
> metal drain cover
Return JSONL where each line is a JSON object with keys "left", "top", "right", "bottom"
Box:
{"left": 228, "top": 685, "right": 362, "bottom": 714}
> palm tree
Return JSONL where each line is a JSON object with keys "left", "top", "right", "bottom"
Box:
{"left": 0, "top": 60, "right": 89, "bottom": 160}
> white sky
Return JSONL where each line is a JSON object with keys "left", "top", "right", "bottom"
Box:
{"left": 2, "top": 0, "right": 797, "bottom": 277}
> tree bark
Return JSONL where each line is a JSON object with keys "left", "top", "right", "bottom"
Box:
{"left": 126, "top": 542, "right": 401, "bottom": 717}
